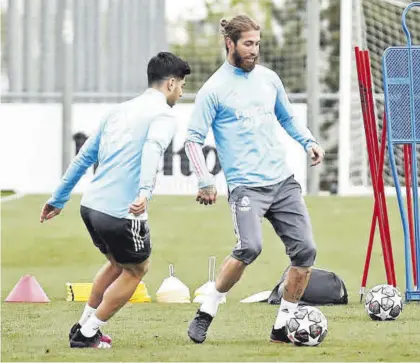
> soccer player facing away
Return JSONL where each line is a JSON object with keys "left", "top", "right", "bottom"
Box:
{"left": 40, "top": 52, "right": 190, "bottom": 348}
{"left": 185, "top": 15, "right": 325, "bottom": 344}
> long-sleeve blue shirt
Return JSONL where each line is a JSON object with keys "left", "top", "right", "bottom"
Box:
{"left": 48, "top": 88, "right": 176, "bottom": 218}
{"left": 187, "top": 61, "right": 316, "bottom": 191}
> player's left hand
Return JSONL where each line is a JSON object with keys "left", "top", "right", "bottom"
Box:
{"left": 196, "top": 185, "right": 217, "bottom": 206}
{"left": 40, "top": 203, "right": 62, "bottom": 223}
{"left": 307, "top": 143, "right": 325, "bottom": 166}
{"left": 129, "top": 196, "right": 148, "bottom": 215}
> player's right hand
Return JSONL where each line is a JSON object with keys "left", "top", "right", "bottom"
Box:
{"left": 196, "top": 185, "right": 217, "bottom": 205}
{"left": 307, "top": 143, "right": 325, "bottom": 166}
{"left": 129, "top": 195, "right": 148, "bottom": 215}
{"left": 40, "top": 203, "right": 62, "bottom": 223}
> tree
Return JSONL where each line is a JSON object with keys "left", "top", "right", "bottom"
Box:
{"left": 169, "top": 0, "right": 283, "bottom": 95}
{"left": 169, "top": 0, "right": 341, "bottom": 191}
{"left": 321, "top": 0, "right": 340, "bottom": 93}
{"left": 319, "top": 0, "right": 340, "bottom": 192}
{"left": 270, "top": 0, "right": 307, "bottom": 93}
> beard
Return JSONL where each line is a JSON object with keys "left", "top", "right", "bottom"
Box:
{"left": 233, "top": 48, "right": 258, "bottom": 72}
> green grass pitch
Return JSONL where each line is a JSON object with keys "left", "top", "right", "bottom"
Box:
{"left": 2, "top": 194, "right": 420, "bottom": 361}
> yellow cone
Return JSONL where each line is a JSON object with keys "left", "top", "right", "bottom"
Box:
{"left": 66, "top": 281, "right": 151, "bottom": 302}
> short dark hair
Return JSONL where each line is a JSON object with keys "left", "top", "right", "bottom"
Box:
{"left": 147, "top": 52, "right": 191, "bottom": 86}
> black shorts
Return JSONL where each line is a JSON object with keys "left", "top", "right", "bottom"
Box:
{"left": 80, "top": 206, "right": 151, "bottom": 264}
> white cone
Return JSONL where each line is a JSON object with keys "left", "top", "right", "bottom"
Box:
{"left": 240, "top": 290, "right": 272, "bottom": 303}
{"left": 156, "top": 264, "right": 190, "bottom": 303}
{"left": 193, "top": 257, "right": 226, "bottom": 304}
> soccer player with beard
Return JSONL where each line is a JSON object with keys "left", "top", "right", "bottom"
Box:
{"left": 185, "top": 15, "right": 325, "bottom": 344}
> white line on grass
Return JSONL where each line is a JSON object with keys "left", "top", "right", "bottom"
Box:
{"left": 1, "top": 193, "right": 26, "bottom": 203}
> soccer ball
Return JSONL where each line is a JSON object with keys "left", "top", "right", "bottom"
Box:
{"left": 286, "top": 306, "right": 328, "bottom": 346}
{"left": 364, "top": 284, "right": 403, "bottom": 321}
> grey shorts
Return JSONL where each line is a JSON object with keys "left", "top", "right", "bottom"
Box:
{"left": 228, "top": 175, "right": 316, "bottom": 266}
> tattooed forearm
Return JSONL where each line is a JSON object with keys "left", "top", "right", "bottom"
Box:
{"left": 200, "top": 185, "right": 217, "bottom": 196}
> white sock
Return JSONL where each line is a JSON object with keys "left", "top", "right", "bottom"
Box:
{"left": 200, "top": 284, "right": 226, "bottom": 317}
{"left": 80, "top": 314, "right": 107, "bottom": 338}
{"left": 274, "top": 299, "right": 298, "bottom": 329}
{"left": 78, "top": 304, "right": 97, "bottom": 326}
{"left": 280, "top": 298, "right": 298, "bottom": 312}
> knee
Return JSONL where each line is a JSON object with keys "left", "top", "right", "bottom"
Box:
{"left": 124, "top": 260, "right": 150, "bottom": 279}
{"left": 234, "top": 242, "right": 262, "bottom": 265}
{"left": 249, "top": 244, "right": 263, "bottom": 260}
{"left": 293, "top": 243, "right": 317, "bottom": 267}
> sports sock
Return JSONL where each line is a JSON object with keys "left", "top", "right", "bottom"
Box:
{"left": 200, "top": 283, "right": 226, "bottom": 317}
{"left": 274, "top": 299, "right": 298, "bottom": 329}
{"left": 80, "top": 314, "right": 107, "bottom": 338}
{"left": 78, "top": 304, "right": 97, "bottom": 326}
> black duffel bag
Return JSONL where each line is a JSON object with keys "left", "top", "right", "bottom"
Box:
{"left": 267, "top": 266, "right": 348, "bottom": 306}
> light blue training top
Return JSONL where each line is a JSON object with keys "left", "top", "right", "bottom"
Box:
{"left": 48, "top": 88, "right": 176, "bottom": 218}
{"left": 187, "top": 61, "right": 316, "bottom": 191}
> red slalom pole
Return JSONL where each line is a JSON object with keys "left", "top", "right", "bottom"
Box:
{"left": 364, "top": 50, "right": 396, "bottom": 287}
{"left": 404, "top": 144, "right": 417, "bottom": 287}
{"left": 356, "top": 48, "right": 394, "bottom": 288}
{"left": 355, "top": 48, "right": 396, "bottom": 300}
{"left": 361, "top": 113, "right": 391, "bottom": 300}
{"left": 378, "top": 113, "right": 396, "bottom": 283}
{"left": 356, "top": 48, "right": 377, "bottom": 299}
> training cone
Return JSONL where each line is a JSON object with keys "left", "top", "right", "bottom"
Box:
{"left": 66, "top": 281, "right": 151, "bottom": 303}
{"left": 240, "top": 290, "right": 272, "bottom": 303}
{"left": 5, "top": 275, "right": 50, "bottom": 303}
{"left": 193, "top": 257, "right": 226, "bottom": 304}
{"left": 156, "top": 264, "right": 190, "bottom": 303}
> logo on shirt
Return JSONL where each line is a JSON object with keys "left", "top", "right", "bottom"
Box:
{"left": 235, "top": 105, "right": 273, "bottom": 128}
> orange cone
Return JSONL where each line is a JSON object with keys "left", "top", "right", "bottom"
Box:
{"left": 5, "top": 275, "right": 50, "bottom": 303}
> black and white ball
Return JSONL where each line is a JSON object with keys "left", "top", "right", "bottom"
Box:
{"left": 286, "top": 306, "right": 328, "bottom": 346}
{"left": 365, "top": 284, "right": 403, "bottom": 321}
